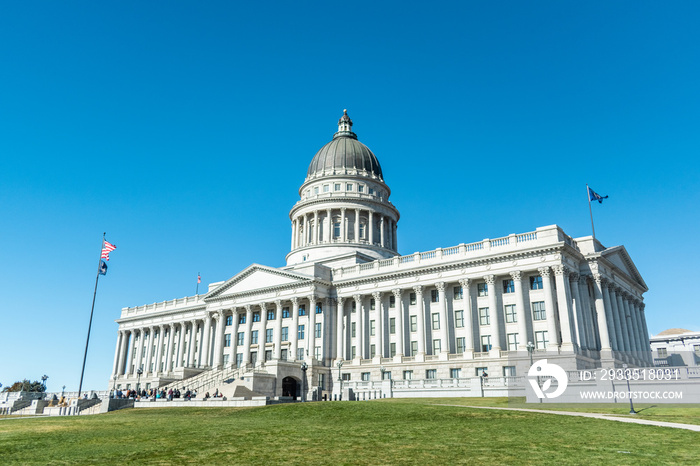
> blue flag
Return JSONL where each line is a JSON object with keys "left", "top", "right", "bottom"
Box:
{"left": 588, "top": 186, "right": 608, "bottom": 204}
{"left": 99, "top": 260, "right": 108, "bottom": 275}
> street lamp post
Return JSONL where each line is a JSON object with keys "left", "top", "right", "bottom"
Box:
{"left": 136, "top": 368, "right": 143, "bottom": 397}
{"left": 526, "top": 341, "right": 541, "bottom": 403}
{"left": 336, "top": 361, "right": 344, "bottom": 400}
{"left": 300, "top": 362, "right": 308, "bottom": 402}
{"left": 41, "top": 375, "right": 48, "bottom": 392}
{"left": 623, "top": 364, "right": 637, "bottom": 414}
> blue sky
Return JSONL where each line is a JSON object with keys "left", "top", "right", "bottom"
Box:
{"left": 1, "top": 1, "right": 698, "bottom": 392}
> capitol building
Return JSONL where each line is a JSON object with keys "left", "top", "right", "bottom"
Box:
{"left": 110, "top": 111, "right": 651, "bottom": 400}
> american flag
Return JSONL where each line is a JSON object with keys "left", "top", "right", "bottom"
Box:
{"left": 101, "top": 240, "right": 117, "bottom": 261}
{"left": 197, "top": 273, "right": 201, "bottom": 284}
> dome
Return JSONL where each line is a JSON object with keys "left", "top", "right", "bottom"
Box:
{"left": 306, "top": 110, "right": 384, "bottom": 180}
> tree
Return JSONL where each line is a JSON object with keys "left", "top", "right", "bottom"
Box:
{"left": 1, "top": 379, "right": 45, "bottom": 393}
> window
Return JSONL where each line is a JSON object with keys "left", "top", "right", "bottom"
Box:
{"left": 481, "top": 335, "right": 492, "bottom": 352}
{"left": 382, "top": 371, "right": 392, "bottom": 380}
{"left": 453, "top": 286, "right": 463, "bottom": 300}
{"left": 503, "top": 279, "right": 515, "bottom": 294}
{"left": 456, "top": 337, "right": 466, "bottom": 354}
{"left": 314, "top": 186, "right": 319, "bottom": 195}
{"left": 389, "top": 317, "right": 396, "bottom": 334}
{"left": 403, "top": 370, "right": 413, "bottom": 380}
{"left": 410, "top": 293, "right": 416, "bottom": 305}
{"left": 351, "top": 301, "right": 356, "bottom": 313}
{"left": 323, "top": 184, "right": 329, "bottom": 192}
{"left": 432, "top": 313, "right": 440, "bottom": 330}
{"left": 479, "top": 307, "right": 490, "bottom": 326}
{"left": 450, "top": 368, "right": 461, "bottom": 379}
{"left": 478, "top": 283, "right": 488, "bottom": 297}
{"left": 298, "top": 305, "right": 306, "bottom": 316}
{"left": 476, "top": 367, "right": 488, "bottom": 377}
{"left": 333, "top": 222, "right": 340, "bottom": 237}
{"left": 370, "top": 299, "right": 375, "bottom": 310}
{"left": 411, "top": 341, "right": 418, "bottom": 356}
{"left": 369, "top": 188, "right": 374, "bottom": 195}
{"left": 503, "top": 366, "right": 516, "bottom": 377}
{"left": 334, "top": 183, "right": 341, "bottom": 191}
{"left": 431, "top": 289, "right": 439, "bottom": 302}
{"left": 226, "top": 315, "right": 233, "bottom": 326}
{"left": 298, "top": 325, "right": 305, "bottom": 340}
{"left": 239, "top": 314, "right": 246, "bottom": 324}
{"left": 342, "top": 373, "right": 351, "bottom": 381}
{"left": 694, "top": 345, "right": 700, "bottom": 356}
{"left": 389, "top": 295, "right": 396, "bottom": 308}
{"left": 281, "top": 327, "right": 289, "bottom": 341}
{"left": 297, "top": 348, "right": 305, "bottom": 360}
{"left": 426, "top": 369, "right": 437, "bottom": 379}
{"left": 224, "top": 334, "right": 231, "bottom": 347}
{"left": 390, "top": 342, "right": 396, "bottom": 357}
{"left": 223, "top": 354, "right": 230, "bottom": 366}
{"left": 370, "top": 320, "right": 376, "bottom": 336}
{"left": 532, "top": 301, "right": 546, "bottom": 321}
{"left": 346, "top": 183, "right": 353, "bottom": 191}
{"left": 535, "top": 330, "right": 548, "bottom": 349}
{"left": 507, "top": 333, "right": 519, "bottom": 351}
{"left": 530, "top": 276, "right": 543, "bottom": 290}
{"left": 359, "top": 223, "right": 365, "bottom": 238}
{"left": 237, "top": 332, "right": 244, "bottom": 346}
{"left": 657, "top": 347, "right": 668, "bottom": 357}
{"left": 267, "top": 310, "right": 275, "bottom": 321}
{"left": 315, "top": 346, "right": 321, "bottom": 360}
{"left": 351, "top": 346, "right": 356, "bottom": 359}
{"left": 282, "top": 307, "right": 290, "bottom": 318}
{"left": 318, "top": 373, "right": 325, "bottom": 389}
{"left": 316, "top": 303, "right": 323, "bottom": 314}
{"left": 361, "top": 372, "right": 370, "bottom": 381}
{"left": 410, "top": 315, "right": 418, "bottom": 332}
{"left": 505, "top": 304, "right": 517, "bottom": 323}
{"left": 281, "top": 349, "right": 288, "bottom": 361}
{"left": 315, "top": 322, "right": 322, "bottom": 338}
{"left": 253, "top": 312, "right": 261, "bottom": 322}
{"left": 251, "top": 330, "right": 259, "bottom": 345}
{"left": 236, "top": 353, "right": 243, "bottom": 368}
{"left": 266, "top": 328, "right": 273, "bottom": 343}
{"left": 264, "top": 350, "right": 271, "bottom": 361}
{"left": 433, "top": 339, "right": 441, "bottom": 354}
{"left": 351, "top": 322, "right": 356, "bottom": 337}
{"left": 455, "top": 310, "right": 464, "bottom": 328}
{"left": 370, "top": 344, "right": 376, "bottom": 358}
{"left": 358, "top": 185, "right": 364, "bottom": 193}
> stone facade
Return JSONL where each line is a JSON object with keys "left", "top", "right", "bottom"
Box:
{"left": 110, "top": 111, "right": 650, "bottom": 400}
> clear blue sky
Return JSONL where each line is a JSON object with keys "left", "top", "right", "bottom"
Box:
{"left": 1, "top": 1, "right": 698, "bottom": 392}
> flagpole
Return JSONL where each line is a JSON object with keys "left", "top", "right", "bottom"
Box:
{"left": 587, "top": 184, "right": 596, "bottom": 240}
{"left": 196, "top": 272, "right": 200, "bottom": 295}
{"left": 78, "top": 232, "right": 105, "bottom": 398}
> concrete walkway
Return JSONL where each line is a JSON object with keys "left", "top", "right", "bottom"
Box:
{"left": 434, "top": 404, "right": 700, "bottom": 432}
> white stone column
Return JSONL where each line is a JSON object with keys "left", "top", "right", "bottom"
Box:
{"left": 436, "top": 282, "right": 448, "bottom": 354}
{"left": 600, "top": 280, "right": 619, "bottom": 351}
{"left": 304, "top": 215, "right": 309, "bottom": 246}
{"left": 538, "top": 267, "right": 560, "bottom": 350}
{"left": 393, "top": 222, "right": 398, "bottom": 252}
{"left": 212, "top": 312, "right": 224, "bottom": 368}
{"left": 368, "top": 211, "right": 374, "bottom": 245}
{"left": 308, "top": 295, "right": 317, "bottom": 360}
{"left": 341, "top": 208, "right": 347, "bottom": 242}
{"left": 569, "top": 273, "right": 588, "bottom": 351}
{"left": 165, "top": 324, "right": 175, "bottom": 372}
{"left": 200, "top": 314, "right": 212, "bottom": 367}
{"left": 511, "top": 271, "right": 529, "bottom": 351}
{"left": 176, "top": 323, "right": 187, "bottom": 368}
{"left": 579, "top": 278, "right": 597, "bottom": 349}
{"left": 186, "top": 320, "right": 197, "bottom": 367}
{"left": 291, "top": 219, "right": 296, "bottom": 250}
{"left": 143, "top": 327, "right": 154, "bottom": 374}
{"left": 260, "top": 302, "right": 268, "bottom": 358}
{"left": 639, "top": 303, "right": 652, "bottom": 364}
{"left": 154, "top": 326, "right": 165, "bottom": 374}
{"left": 372, "top": 292, "right": 384, "bottom": 359}
{"left": 386, "top": 219, "right": 392, "bottom": 249}
{"left": 134, "top": 329, "right": 146, "bottom": 372}
{"left": 112, "top": 330, "right": 123, "bottom": 377}
{"left": 605, "top": 284, "right": 623, "bottom": 352}
{"left": 243, "top": 305, "right": 252, "bottom": 365}
{"left": 392, "top": 289, "right": 405, "bottom": 358}
{"left": 354, "top": 208, "right": 360, "bottom": 242}
{"left": 229, "top": 310, "right": 239, "bottom": 367}
{"left": 553, "top": 265, "right": 575, "bottom": 351}
{"left": 592, "top": 275, "right": 613, "bottom": 355}
{"left": 484, "top": 275, "right": 501, "bottom": 353}
{"left": 291, "top": 297, "right": 299, "bottom": 360}
{"left": 354, "top": 294, "right": 364, "bottom": 359}
{"left": 117, "top": 330, "right": 130, "bottom": 376}
{"left": 336, "top": 297, "right": 345, "bottom": 360}
{"left": 414, "top": 286, "right": 426, "bottom": 357}
{"left": 275, "top": 300, "right": 283, "bottom": 360}
{"left": 313, "top": 211, "right": 319, "bottom": 244}
{"left": 459, "top": 279, "right": 474, "bottom": 356}
{"left": 380, "top": 216, "right": 385, "bottom": 248}
{"left": 326, "top": 208, "right": 332, "bottom": 242}
{"left": 624, "top": 295, "right": 640, "bottom": 355}
{"left": 618, "top": 291, "right": 634, "bottom": 355}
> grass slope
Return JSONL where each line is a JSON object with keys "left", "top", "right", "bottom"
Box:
{"left": 1, "top": 399, "right": 698, "bottom": 464}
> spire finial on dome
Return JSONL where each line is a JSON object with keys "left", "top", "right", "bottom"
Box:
{"left": 338, "top": 109, "right": 353, "bottom": 133}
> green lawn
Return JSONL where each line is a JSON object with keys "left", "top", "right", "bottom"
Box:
{"left": 1, "top": 399, "right": 698, "bottom": 464}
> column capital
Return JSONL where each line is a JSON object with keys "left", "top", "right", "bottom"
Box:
{"left": 509, "top": 270, "right": 522, "bottom": 281}
{"left": 308, "top": 294, "right": 317, "bottom": 304}
{"left": 413, "top": 285, "right": 423, "bottom": 295}
{"left": 538, "top": 266, "right": 551, "bottom": 277}
{"left": 392, "top": 288, "right": 402, "bottom": 299}
{"left": 337, "top": 296, "right": 345, "bottom": 306}
{"left": 291, "top": 296, "right": 299, "bottom": 305}
{"left": 275, "top": 299, "right": 283, "bottom": 308}
{"left": 353, "top": 294, "right": 362, "bottom": 304}
{"left": 259, "top": 302, "right": 267, "bottom": 311}
{"left": 341, "top": 207, "right": 347, "bottom": 213}
{"left": 372, "top": 291, "right": 383, "bottom": 301}
{"left": 435, "top": 282, "right": 445, "bottom": 292}
{"left": 552, "top": 264, "right": 569, "bottom": 276}
{"left": 245, "top": 304, "right": 252, "bottom": 312}
{"left": 569, "top": 271, "right": 580, "bottom": 282}
{"left": 483, "top": 274, "right": 495, "bottom": 285}
{"left": 459, "top": 278, "right": 470, "bottom": 288}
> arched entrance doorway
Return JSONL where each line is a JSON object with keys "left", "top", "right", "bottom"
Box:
{"left": 282, "top": 376, "right": 299, "bottom": 399}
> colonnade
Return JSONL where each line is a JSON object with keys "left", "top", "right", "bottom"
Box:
{"left": 291, "top": 207, "right": 397, "bottom": 251}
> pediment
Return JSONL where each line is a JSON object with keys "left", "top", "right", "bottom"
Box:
{"left": 204, "top": 264, "right": 313, "bottom": 300}
{"left": 601, "top": 246, "right": 648, "bottom": 291}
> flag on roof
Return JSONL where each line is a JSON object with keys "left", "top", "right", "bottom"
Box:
{"left": 588, "top": 186, "right": 608, "bottom": 204}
